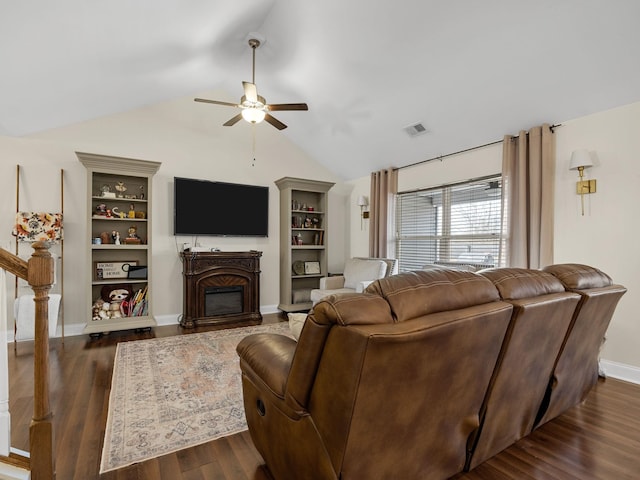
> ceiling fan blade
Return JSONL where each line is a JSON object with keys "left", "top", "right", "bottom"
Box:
{"left": 223, "top": 113, "right": 243, "bottom": 126}
{"left": 194, "top": 98, "right": 239, "bottom": 108}
{"left": 267, "top": 103, "right": 309, "bottom": 111}
{"left": 264, "top": 113, "right": 287, "bottom": 130}
{"left": 243, "top": 82, "right": 258, "bottom": 103}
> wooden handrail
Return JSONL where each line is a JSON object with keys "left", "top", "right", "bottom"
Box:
{"left": 0, "top": 249, "right": 27, "bottom": 279}
{"left": 0, "top": 242, "right": 55, "bottom": 479}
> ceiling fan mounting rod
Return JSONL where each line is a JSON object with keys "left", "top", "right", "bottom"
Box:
{"left": 248, "top": 38, "right": 260, "bottom": 84}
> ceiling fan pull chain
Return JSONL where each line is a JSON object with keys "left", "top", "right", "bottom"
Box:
{"left": 252, "top": 124, "right": 256, "bottom": 167}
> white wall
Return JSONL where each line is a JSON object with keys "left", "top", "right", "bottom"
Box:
{"left": 1, "top": 92, "right": 345, "bottom": 334}
{"left": 554, "top": 101, "right": 640, "bottom": 370}
{"left": 347, "top": 175, "right": 371, "bottom": 259}
{"left": 349, "top": 100, "right": 640, "bottom": 373}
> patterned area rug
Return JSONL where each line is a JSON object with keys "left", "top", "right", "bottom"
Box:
{"left": 100, "top": 321, "right": 292, "bottom": 473}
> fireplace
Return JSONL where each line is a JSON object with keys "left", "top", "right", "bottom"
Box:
{"left": 180, "top": 250, "right": 262, "bottom": 328}
{"left": 205, "top": 285, "right": 243, "bottom": 316}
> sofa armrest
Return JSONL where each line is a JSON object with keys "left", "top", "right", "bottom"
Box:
{"left": 355, "top": 280, "right": 374, "bottom": 293}
{"left": 319, "top": 275, "right": 345, "bottom": 290}
{"left": 237, "top": 333, "right": 297, "bottom": 397}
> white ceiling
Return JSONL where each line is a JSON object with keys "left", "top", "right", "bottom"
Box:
{"left": 2, "top": 0, "right": 640, "bottom": 180}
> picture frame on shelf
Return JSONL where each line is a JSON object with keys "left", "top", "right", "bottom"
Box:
{"left": 95, "top": 260, "right": 138, "bottom": 280}
{"left": 127, "top": 265, "right": 148, "bottom": 280}
{"left": 304, "top": 261, "right": 321, "bottom": 275}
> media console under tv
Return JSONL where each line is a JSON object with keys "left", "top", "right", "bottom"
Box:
{"left": 179, "top": 250, "right": 262, "bottom": 328}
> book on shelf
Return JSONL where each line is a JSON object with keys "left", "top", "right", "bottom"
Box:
{"left": 128, "top": 285, "right": 148, "bottom": 316}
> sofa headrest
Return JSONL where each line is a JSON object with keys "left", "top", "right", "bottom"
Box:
{"left": 479, "top": 268, "right": 565, "bottom": 300}
{"left": 542, "top": 263, "right": 613, "bottom": 290}
{"left": 365, "top": 269, "right": 499, "bottom": 322}
{"left": 311, "top": 293, "right": 394, "bottom": 326}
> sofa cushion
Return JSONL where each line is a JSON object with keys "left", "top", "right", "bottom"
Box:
{"left": 343, "top": 258, "right": 387, "bottom": 290}
{"left": 310, "top": 287, "right": 354, "bottom": 305}
{"left": 366, "top": 269, "right": 499, "bottom": 322}
{"left": 479, "top": 268, "right": 564, "bottom": 300}
{"left": 543, "top": 263, "right": 613, "bottom": 290}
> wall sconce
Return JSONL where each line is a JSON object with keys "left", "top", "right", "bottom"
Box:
{"left": 357, "top": 195, "right": 369, "bottom": 229}
{"left": 569, "top": 150, "right": 596, "bottom": 216}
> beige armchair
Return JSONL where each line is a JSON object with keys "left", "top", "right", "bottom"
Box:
{"left": 309, "top": 257, "right": 397, "bottom": 305}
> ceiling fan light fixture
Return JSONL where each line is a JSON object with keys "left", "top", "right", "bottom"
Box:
{"left": 194, "top": 33, "right": 307, "bottom": 130}
{"left": 241, "top": 108, "right": 266, "bottom": 124}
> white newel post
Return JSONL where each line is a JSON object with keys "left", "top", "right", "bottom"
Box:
{"left": 0, "top": 268, "right": 10, "bottom": 457}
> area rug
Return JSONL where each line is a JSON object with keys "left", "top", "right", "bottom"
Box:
{"left": 100, "top": 321, "right": 292, "bottom": 473}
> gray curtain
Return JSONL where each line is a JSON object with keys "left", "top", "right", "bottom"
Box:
{"left": 502, "top": 123, "right": 555, "bottom": 268}
{"left": 369, "top": 168, "right": 397, "bottom": 258}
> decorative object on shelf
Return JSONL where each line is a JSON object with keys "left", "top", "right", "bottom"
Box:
{"left": 91, "top": 284, "right": 135, "bottom": 321}
{"left": 304, "top": 261, "right": 321, "bottom": 275}
{"left": 115, "top": 181, "right": 127, "bottom": 198}
{"left": 292, "top": 261, "right": 305, "bottom": 276}
{"left": 127, "top": 265, "right": 148, "bottom": 280}
{"left": 100, "top": 231, "right": 111, "bottom": 244}
{"left": 95, "top": 261, "right": 137, "bottom": 280}
{"left": 569, "top": 150, "right": 597, "bottom": 216}
{"left": 12, "top": 211, "right": 63, "bottom": 243}
{"left": 95, "top": 204, "right": 108, "bottom": 216}
{"left": 128, "top": 203, "right": 135, "bottom": 218}
{"left": 125, "top": 225, "right": 141, "bottom": 244}
{"left": 101, "top": 184, "right": 116, "bottom": 198}
{"left": 111, "top": 230, "right": 121, "bottom": 245}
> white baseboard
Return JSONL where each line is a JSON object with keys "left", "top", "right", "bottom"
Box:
{"left": 260, "top": 304, "right": 280, "bottom": 315}
{"left": 0, "top": 448, "right": 29, "bottom": 480}
{"left": 154, "top": 314, "right": 181, "bottom": 326}
{"left": 14, "top": 305, "right": 284, "bottom": 341}
{"left": 0, "top": 464, "right": 29, "bottom": 480}
{"left": 600, "top": 359, "right": 640, "bottom": 385}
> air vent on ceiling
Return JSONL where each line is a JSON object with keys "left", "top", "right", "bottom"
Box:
{"left": 403, "top": 122, "right": 429, "bottom": 138}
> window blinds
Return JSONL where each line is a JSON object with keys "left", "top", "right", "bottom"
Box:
{"left": 395, "top": 175, "right": 504, "bottom": 273}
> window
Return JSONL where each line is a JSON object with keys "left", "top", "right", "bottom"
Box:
{"left": 395, "top": 175, "right": 505, "bottom": 273}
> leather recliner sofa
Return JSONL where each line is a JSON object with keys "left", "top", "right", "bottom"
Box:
{"left": 236, "top": 264, "right": 625, "bottom": 480}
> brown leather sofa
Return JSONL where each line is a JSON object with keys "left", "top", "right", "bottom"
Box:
{"left": 535, "top": 264, "right": 627, "bottom": 427}
{"left": 236, "top": 265, "right": 625, "bottom": 480}
{"left": 465, "top": 268, "right": 581, "bottom": 469}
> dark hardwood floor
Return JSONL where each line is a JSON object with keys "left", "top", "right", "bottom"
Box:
{"left": 8, "top": 314, "right": 640, "bottom": 480}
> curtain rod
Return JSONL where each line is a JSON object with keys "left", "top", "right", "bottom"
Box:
{"left": 394, "top": 123, "right": 561, "bottom": 172}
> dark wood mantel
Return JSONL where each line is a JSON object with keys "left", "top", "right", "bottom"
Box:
{"left": 180, "top": 250, "right": 262, "bottom": 328}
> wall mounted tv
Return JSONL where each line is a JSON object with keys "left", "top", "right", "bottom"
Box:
{"left": 174, "top": 177, "right": 269, "bottom": 237}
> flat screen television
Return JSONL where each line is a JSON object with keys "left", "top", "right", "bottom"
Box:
{"left": 174, "top": 177, "right": 269, "bottom": 237}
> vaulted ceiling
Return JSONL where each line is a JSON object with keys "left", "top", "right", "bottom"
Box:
{"left": 2, "top": 1, "right": 639, "bottom": 179}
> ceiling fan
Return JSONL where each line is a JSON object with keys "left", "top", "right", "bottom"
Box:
{"left": 194, "top": 37, "right": 308, "bottom": 130}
